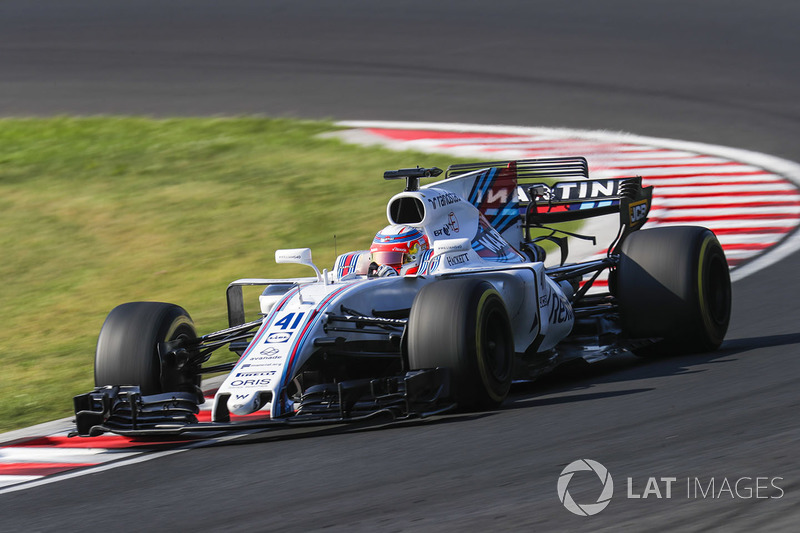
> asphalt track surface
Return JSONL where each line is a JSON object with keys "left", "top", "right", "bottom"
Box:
{"left": 1, "top": 1, "right": 800, "bottom": 531}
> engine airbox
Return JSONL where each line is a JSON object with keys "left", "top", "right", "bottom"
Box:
{"left": 388, "top": 196, "right": 425, "bottom": 224}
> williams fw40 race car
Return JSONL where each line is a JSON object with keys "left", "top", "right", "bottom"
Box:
{"left": 73, "top": 157, "right": 732, "bottom": 437}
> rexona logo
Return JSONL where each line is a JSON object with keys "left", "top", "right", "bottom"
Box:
{"left": 557, "top": 459, "right": 614, "bottom": 516}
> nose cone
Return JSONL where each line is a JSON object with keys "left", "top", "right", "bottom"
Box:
{"left": 227, "top": 391, "right": 262, "bottom": 416}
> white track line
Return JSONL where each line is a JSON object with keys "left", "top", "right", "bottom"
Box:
{"left": 0, "top": 447, "right": 139, "bottom": 463}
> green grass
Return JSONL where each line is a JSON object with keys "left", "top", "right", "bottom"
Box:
{"left": 0, "top": 116, "right": 480, "bottom": 432}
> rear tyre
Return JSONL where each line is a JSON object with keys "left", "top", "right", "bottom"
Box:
{"left": 95, "top": 302, "right": 198, "bottom": 395}
{"left": 615, "top": 226, "right": 731, "bottom": 352}
{"left": 408, "top": 278, "right": 514, "bottom": 410}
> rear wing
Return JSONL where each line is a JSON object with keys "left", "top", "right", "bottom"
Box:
{"left": 445, "top": 157, "right": 653, "bottom": 250}
{"left": 447, "top": 157, "right": 589, "bottom": 181}
{"left": 521, "top": 175, "right": 652, "bottom": 227}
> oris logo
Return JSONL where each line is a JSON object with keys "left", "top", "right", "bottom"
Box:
{"left": 557, "top": 459, "right": 614, "bottom": 516}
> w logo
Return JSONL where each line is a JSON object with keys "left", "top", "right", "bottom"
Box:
{"left": 557, "top": 459, "right": 614, "bottom": 516}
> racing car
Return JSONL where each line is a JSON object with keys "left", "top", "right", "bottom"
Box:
{"left": 72, "top": 157, "right": 732, "bottom": 437}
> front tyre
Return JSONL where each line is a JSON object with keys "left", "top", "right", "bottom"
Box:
{"left": 95, "top": 302, "right": 198, "bottom": 395}
{"left": 408, "top": 278, "right": 514, "bottom": 410}
{"left": 615, "top": 226, "right": 731, "bottom": 352}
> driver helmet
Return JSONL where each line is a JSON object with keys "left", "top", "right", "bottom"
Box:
{"left": 370, "top": 225, "right": 429, "bottom": 274}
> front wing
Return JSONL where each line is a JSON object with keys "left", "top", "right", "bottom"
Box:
{"left": 71, "top": 368, "right": 453, "bottom": 437}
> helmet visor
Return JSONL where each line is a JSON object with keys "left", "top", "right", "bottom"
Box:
{"left": 370, "top": 251, "right": 405, "bottom": 267}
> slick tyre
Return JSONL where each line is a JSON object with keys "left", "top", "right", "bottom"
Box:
{"left": 95, "top": 302, "right": 197, "bottom": 395}
{"left": 408, "top": 278, "right": 513, "bottom": 410}
{"left": 615, "top": 226, "right": 731, "bottom": 352}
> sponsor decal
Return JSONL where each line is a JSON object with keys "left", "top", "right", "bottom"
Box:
{"left": 426, "top": 192, "right": 461, "bottom": 210}
{"left": 476, "top": 229, "right": 505, "bottom": 254}
{"left": 466, "top": 165, "right": 518, "bottom": 235}
{"left": 275, "top": 248, "right": 312, "bottom": 264}
{"left": 448, "top": 212, "right": 459, "bottom": 232}
{"left": 249, "top": 354, "right": 283, "bottom": 362}
{"left": 483, "top": 187, "right": 511, "bottom": 204}
{"left": 470, "top": 217, "right": 524, "bottom": 263}
{"left": 537, "top": 180, "right": 620, "bottom": 202}
{"left": 245, "top": 358, "right": 283, "bottom": 367}
{"left": 235, "top": 371, "right": 276, "bottom": 378}
{"left": 267, "top": 332, "right": 291, "bottom": 343}
{"left": 628, "top": 199, "right": 648, "bottom": 223}
{"left": 435, "top": 212, "right": 461, "bottom": 237}
{"left": 548, "top": 292, "right": 574, "bottom": 324}
{"left": 261, "top": 311, "right": 306, "bottom": 345}
{"left": 421, "top": 255, "right": 441, "bottom": 275}
{"left": 434, "top": 238, "right": 470, "bottom": 254}
{"left": 260, "top": 347, "right": 280, "bottom": 356}
{"left": 445, "top": 252, "right": 469, "bottom": 267}
{"left": 230, "top": 378, "right": 272, "bottom": 387}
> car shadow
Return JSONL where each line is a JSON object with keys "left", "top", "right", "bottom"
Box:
{"left": 504, "top": 387, "right": 655, "bottom": 409}
{"left": 504, "top": 331, "right": 800, "bottom": 407}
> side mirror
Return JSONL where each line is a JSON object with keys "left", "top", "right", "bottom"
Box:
{"left": 275, "top": 248, "right": 322, "bottom": 281}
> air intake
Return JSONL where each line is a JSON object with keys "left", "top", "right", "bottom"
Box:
{"left": 389, "top": 196, "right": 425, "bottom": 224}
